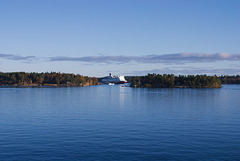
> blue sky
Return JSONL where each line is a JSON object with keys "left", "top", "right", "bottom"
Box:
{"left": 0, "top": 0, "right": 240, "bottom": 76}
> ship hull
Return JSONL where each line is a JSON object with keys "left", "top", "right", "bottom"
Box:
{"left": 102, "top": 81, "right": 127, "bottom": 84}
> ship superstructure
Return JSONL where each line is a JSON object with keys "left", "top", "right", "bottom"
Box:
{"left": 102, "top": 73, "right": 127, "bottom": 84}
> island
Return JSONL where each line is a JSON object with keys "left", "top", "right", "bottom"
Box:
{"left": 219, "top": 75, "right": 240, "bottom": 84}
{"left": 0, "top": 72, "right": 100, "bottom": 87}
{"left": 128, "top": 74, "right": 223, "bottom": 88}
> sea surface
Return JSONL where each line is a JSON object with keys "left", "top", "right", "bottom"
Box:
{"left": 0, "top": 84, "right": 240, "bottom": 161}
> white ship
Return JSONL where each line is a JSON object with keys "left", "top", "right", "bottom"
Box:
{"left": 102, "top": 73, "right": 127, "bottom": 84}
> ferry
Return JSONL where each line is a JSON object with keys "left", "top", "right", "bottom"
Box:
{"left": 102, "top": 73, "right": 127, "bottom": 84}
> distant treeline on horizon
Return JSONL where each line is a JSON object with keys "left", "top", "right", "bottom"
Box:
{"left": 0, "top": 72, "right": 99, "bottom": 86}
{"left": 219, "top": 75, "right": 240, "bottom": 84}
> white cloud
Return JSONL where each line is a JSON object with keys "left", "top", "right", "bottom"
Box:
{"left": 1, "top": 53, "right": 240, "bottom": 64}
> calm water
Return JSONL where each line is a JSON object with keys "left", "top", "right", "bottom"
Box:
{"left": 0, "top": 85, "right": 240, "bottom": 160}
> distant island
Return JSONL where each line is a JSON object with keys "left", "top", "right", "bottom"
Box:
{"left": 219, "top": 75, "right": 240, "bottom": 84}
{"left": 0, "top": 72, "right": 100, "bottom": 87}
{"left": 127, "top": 74, "right": 223, "bottom": 88}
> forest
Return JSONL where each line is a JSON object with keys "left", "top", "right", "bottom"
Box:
{"left": 219, "top": 75, "right": 240, "bottom": 84}
{"left": 0, "top": 72, "right": 99, "bottom": 87}
{"left": 129, "top": 74, "right": 222, "bottom": 88}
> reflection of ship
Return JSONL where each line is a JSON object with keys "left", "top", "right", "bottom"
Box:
{"left": 102, "top": 73, "right": 127, "bottom": 84}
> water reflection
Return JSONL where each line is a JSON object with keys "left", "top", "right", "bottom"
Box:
{"left": 0, "top": 85, "right": 239, "bottom": 160}
{"left": 119, "top": 86, "right": 126, "bottom": 107}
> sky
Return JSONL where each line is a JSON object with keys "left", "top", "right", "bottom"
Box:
{"left": 0, "top": 0, "right": 240, "bottom": 77}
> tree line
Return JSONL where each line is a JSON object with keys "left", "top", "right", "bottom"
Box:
{"left": 0, "top": 72, "right": 99, "bottom": 86}
{"left": 129, "top": 74, "right": 222, "bottom": 88}
{"left": 219, "top": 75, "right": 240, "bottom": 84}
